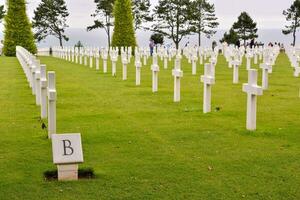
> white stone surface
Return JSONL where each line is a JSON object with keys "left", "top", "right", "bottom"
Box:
{"left": 52, "top": 133, "right": 84, "bottom": 164}
{"left": 35, "top": 60, "right": 41, "bottom": 106}
{"left": 40, "top": 64, "right": 47, "bottom": 119}
{"left": 151, "top": 53, "right": 160, "bottom": 92}
{"left": 242, "top": 69, "right": 263, "bottom": 131}
{"left": 260, "top": 63, "right": 272, "bottom": 90}
{"left": 57, "top": 164, "right": 78, "bottom": 181}
{"left": 201, "top": 63, "right": 215, "bottom": 113}
{"left": 47, "top": 72, "right": 57, "bottom": 139}
{"left": 172, "top": 58, "right": 183, "bottom": 102}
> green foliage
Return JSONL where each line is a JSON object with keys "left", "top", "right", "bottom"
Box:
{"left": 32, "top": 0, "right": 69, "bottom": 47}
{"left": 150, "top": 33, "right": 164, "bottom": 45}
{"left": 282, "top": 0, "right": 300, "bottom": 46}
{"left": 153, "top": 0, "right": 192, "bottom": 49}
{"left": 132, "top": 0, "right": 152, "bottom": 30}
{"left": 111, "top": 0, "right": 136, "bottom": 49}
{"left": 74, "top": 40, "right": 84, "bottom": 48}
{"left": 88, "top": 0, "right": 114, "bottom": 47}
{"left": 190, "top": 0, "right": 219, "bottom": 46}
{"left": 3, "top": 0, "right": 37, "bottom": 56}
{"left": 0, "top": 5, "right": 5, "bottom": 23}
{"left": 232, "top": 12, "right": 258, "bottom": 46}
{"left": 220, "top": 28, "right": 239, "bottom": 45}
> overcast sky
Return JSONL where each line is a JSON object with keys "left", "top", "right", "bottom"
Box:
{"left": 0, "top": 0, "right": 295, "bottom": 30}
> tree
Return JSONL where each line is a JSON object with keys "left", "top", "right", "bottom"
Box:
{"left": 74, "top": 41, "right": 84, "bottom": 48}
{"left": 0, "top": 5, "right": 5, "bottom": 23}
{"left": 132, "top": 0, "right": 152, "bottom": 30}
{"left": 282, "top": 0, "right": 300, "bottom": 46}
{"left": 32, "top": 0, "right": 69, "bottom": 47}
{"left": 111, "top": 0, "right": 136, "bottom": 49}
{"left": 150, "top": 33, "right": 164, "bottom": 45}
{"left": 87, "top": 0, "right": 114, "bottom": 47}
{"left": 190, "top": 0, "right": 219, "bottom": 46}
{"left": 232, "top": 12, "right": 258, "bottom": 46}
{"left": 153, "top": 0, "right": 192, "bottom": 49}
{"left": 220, "top": 28, "right": 239, "bottom": 45}
{"left": 3, "top": 0, "right": 37, "bottom": 56}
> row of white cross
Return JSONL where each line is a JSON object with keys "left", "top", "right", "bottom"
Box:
{"left": 286, "top": 46, "right": 300, "bottom": 78}
{"left": 16, "top": 46, "right": 57, "bottom": 139}
{"left": 17, "top": 46, "right": 85, "bottom": 181}
{"left": 40, "top": 44, "right": 281, "bottom": 131}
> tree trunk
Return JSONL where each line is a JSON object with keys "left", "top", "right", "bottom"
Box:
{"left": 175, "top": 41, "right": 179, "bottom": 50}
{"left": 107, "top": 26, "right": 111, "bottom": 48}
{"left": 198, "top": 32, "right": 201, "bottom": 46}
{"left": 293, "top": 28, "right": 296, "bottom": 46}
{"left": 59, "top": 33, "right": 63, "bottom": 48}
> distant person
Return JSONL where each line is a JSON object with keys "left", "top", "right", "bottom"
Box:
{"left": 268, "top": 42, "right": 273, "bottom": 47}
{"left": 212, "top": 41, "right": 217, "bottom": 51}
{"left": 149, "top": 39, "right": 155, "bottom": 56}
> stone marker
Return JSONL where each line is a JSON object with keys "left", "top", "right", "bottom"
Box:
{"left": 201, "top": 63, "right": 215, "bottom": 113}
{"left": 246, "top": 53, "right": 251, "bottom": 70}
{"left": 84, "top": 50, "right": 88, "bottom": 66}
{"left": 232, "top": 60, "right": 240, "bottom": 84}
{"left": 122, "top": 57, "right": 128, "bottom": 80}
{"left": 151, "top": 53, "right": 160, "bottom": 92}
{"left": 40, "top": 64, "right": 47, "bottom": 119}
{"left": 254, "top": 52, "right": 258, "bottom": 64}
{"left": 164, "top": 51, "right": 168, "bottom": 69}
{"left": 103, "top": 51, "right": 108, "bottom": 73}
{"left": 30, "top": 59, "right": 36, "bottom": 95}
{"left": 35, "top": 60, "right": 41, "bottom": 105}
{"left": 89, "top": 50, "right": 93, "bottom": 68}
{"left": 111, "top": 53, "right": 117, "bottom": 76}
{"left": 242, "top": 69, "right": 263, "bottom": 131}
{"left": 79, "top": 48, "right": 83, "bottom": 65}
{"left": 172, "top": 57, "right": 183, "bottom": 102}
{"left": 52, "top": 133, "right": 84, "bottom": 181}
{"left": 293, "top": 61, "right": 300, "bottom": 77}
{"left": 75, "top": 48, "right": 79, "bottom": 64}
{"left": 192, "top": 53, "right": 198, "bottom": 75}
{"left": 47, "top": 72, "right": 57, "bottom": 139}
{"left": 135, "top": 52, "right": 142, "bottom": 85}
{"left": 260, "top": 63, "right": 272, "bottom": 90}
{"left": 95, "top": 53, "right": 100, "bottom": 71}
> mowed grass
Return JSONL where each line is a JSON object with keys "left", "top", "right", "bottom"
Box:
{"left": 0, "top": 52, "right": 299, "bottom": 199}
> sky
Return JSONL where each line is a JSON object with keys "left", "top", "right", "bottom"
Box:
{"left": 0, "top": 0, "right": 297, "bottom": 46}
{"left": 0, "top": 0, "right": 295, "bottom": 29}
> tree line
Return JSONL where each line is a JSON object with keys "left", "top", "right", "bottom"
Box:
{"left": 1, "top": 0, "right": 300, "bottom": 56}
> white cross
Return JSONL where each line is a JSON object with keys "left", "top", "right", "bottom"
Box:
{"left": 242, "top": 69, "right": 263, "bottom": 131}
{"left": 47, "top": 71, "right": 57, "bottom": 139}
{"left": 151, "top": 53, "right": 160, "bottom": 92}
{"left": 201, "top": 63, "right": 215, "bottom": 113}
{"left": 260, "top": 63, "right": 272, "bottom": 90}
{"left": 172, "top": 57, "right": 183, "bottom": 102}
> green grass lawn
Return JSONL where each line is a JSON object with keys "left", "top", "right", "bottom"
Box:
{"left": 0, "top": 53, "right": 299, "bottom": 199}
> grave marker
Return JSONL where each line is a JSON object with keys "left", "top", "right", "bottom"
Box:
{"left": 47, "top": 72, "right": 57, "bottom": 139}
{"left": 35, "top": 60, "right": 41, "bottom": 105}
{"left": 260, "top": 63, "right": 272, "bottom": 90}
{"left": 40, "top": 64, "right": 47, "bottom": 119}
{"left": 172, "top": 57, "right": 183, "bottom": 102}
{"left": 242, "top": 69, "right": 263, "bottom": 131}
{"left": 201, "top": 63, "right": 215, "bottom": 113}
{"left": 52, "top": 133, "right": 84, "bottom": 181}
{"left": 151, "top": 53, "right": 160, "bottom": 92}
